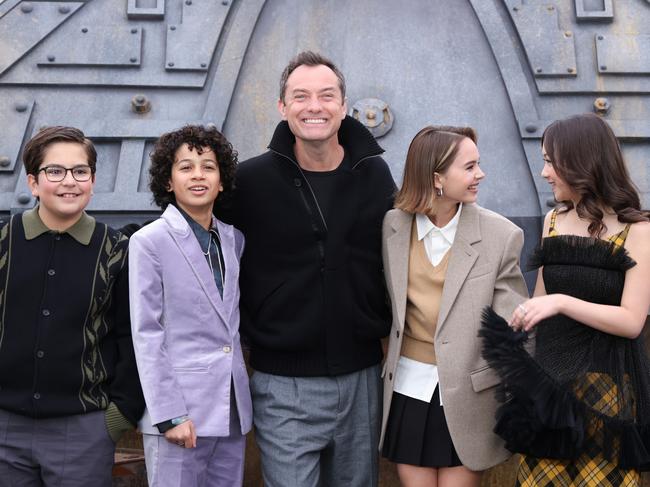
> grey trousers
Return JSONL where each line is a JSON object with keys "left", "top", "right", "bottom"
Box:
{"left": 0, "top": 408, "right": 115, "bottom": 487}
{"left": 251, "top": 364, "right": 382, "bottom": 487}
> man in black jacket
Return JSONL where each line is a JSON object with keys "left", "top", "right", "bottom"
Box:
{"left": 218, "top": 51, "right": 395, "bottom": 486}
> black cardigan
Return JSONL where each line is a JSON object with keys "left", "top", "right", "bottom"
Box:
{"left": 218, "top": 116, "right": 396, "bottom": 376}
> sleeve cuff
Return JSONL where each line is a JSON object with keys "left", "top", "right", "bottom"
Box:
{"left": 105, "top": 402, "right": 134, "bottom": 443}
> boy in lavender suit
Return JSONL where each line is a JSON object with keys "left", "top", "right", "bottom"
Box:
{"left": 129, "top": 125, "right": 252, "bottom": 487}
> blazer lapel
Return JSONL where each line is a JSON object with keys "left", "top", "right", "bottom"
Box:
{"left": 215, "top": 218, "right": 239, "bottom": 330}
{"left": 436, "top": 204, "right": 481, "bottom": 335}
{"left": 162, "top": 206, "right": 228, "bottom": 324}
{"left": 386, "top": 210, "right": 413, "bottom": 331}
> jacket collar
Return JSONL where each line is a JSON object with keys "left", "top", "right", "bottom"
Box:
{"left": 268, "top": 115, "right": 384, "bottom": 167}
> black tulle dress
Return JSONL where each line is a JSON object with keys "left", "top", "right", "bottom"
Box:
{"left": 480, "top": 218, "right": 650, "bottom": 486}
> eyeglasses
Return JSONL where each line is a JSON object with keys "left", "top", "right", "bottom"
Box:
{"left": 38, "top": 165, "right": 94, "bottom": 182}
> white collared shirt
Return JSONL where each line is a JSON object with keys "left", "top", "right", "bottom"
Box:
{"left": 393, "top": 204, "right": 463, "bottom": 405}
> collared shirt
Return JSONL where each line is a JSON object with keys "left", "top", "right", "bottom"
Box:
{"left": 23, "top": 206, "right": 96, "bottom": 245}
{"left": 415, "top": 203, "right": 462, "bottom": 266}
{"left": 175, "top": 205, "right": 225, "bottom": 297}
{"left": 393, "top": 204, "right": 463, "bottom": 405}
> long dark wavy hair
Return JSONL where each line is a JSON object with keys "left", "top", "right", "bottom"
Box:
{"left": 542, "top": 113, "right": 649, "bottom": 237}
{"left": 149, "top": 125, "right": 237, "bottom": 209}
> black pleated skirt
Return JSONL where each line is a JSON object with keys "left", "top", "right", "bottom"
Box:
{"left": 382, "top": 389, "right": 462, "bottom": 468}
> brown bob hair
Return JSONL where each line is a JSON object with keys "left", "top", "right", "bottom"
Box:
{"left": 395, "top": 125, "right": 477, "bottom": 214}
{"left": 542, "top": 113, "right": 648, "bottom": 237}
{"left": 23, "top": 126, "right": 97, "bottom": 177}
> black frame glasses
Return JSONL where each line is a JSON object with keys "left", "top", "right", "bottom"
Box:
{"left": 38, "top": 165, "right": 94, "bottom": 182}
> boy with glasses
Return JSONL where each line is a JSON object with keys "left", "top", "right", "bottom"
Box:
{"left": 0, "top": 126, "right": 144, "bottom": 487}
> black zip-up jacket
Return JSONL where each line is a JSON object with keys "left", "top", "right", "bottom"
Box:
{"left": 218, "top": 116, "right": 396, "bottom": 376}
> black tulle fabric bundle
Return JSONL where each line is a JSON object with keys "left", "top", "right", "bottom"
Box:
{"left": 479, "top": 235, "right": 650, "bottom": 470}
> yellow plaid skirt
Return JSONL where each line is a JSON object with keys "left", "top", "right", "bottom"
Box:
{"left": 515, "top": 372, "right": 640, "bottom": 486}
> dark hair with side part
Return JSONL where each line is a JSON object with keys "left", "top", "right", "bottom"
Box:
{"left": 542, "top": 113, "right": 649, "bottom": 237}
{"left": 149, "top": 125, "right": 238, "bottom": 209}
{"left": 23, "top": 126, "right": 97, "bottom": 177}
{"left": 279, "top": 51, "right": 346, "bottom": 103}
{"left": 395, "top": 125, "right": 477, "bottom": 215}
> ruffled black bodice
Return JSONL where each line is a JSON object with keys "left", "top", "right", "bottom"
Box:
{"left": 480, "top": 236, "right": 650, "bottom": 470}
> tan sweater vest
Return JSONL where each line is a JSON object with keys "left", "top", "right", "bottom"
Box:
{"left": 400, "top": 222, "right": 450, "bottom": 365}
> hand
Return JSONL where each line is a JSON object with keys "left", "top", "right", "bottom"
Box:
{"left": 164, "top": 419, "right": 197, "bottom": 449}
{"left": 509, "top": 295, "right": 563, "bottom": 332}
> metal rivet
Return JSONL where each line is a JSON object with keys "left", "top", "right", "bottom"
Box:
{"left": 366, "top": 109, "right": 376, "bottom": 120}
{"left": 593, "top": 97, "right": 611, "bottom": 114}
{"left": 222, "top": 0, "right": 229, "bottom": 5}
{"left": 547, "top": 5, "right": 555, "bottom": 11}
{"left": 47, "top": 55, "right": 55, "bottom": 62}
{"left": 564, "top": 31, "right": 572, "bottom": 38}
{"left": 131, "top": 28, "right": 138, "bottom": 34}
{"left": 81, "top": 27, "right": 88, "bottom": 33}
{"left": 597, "top": 35, "right": 604, "bottom": 40}
{"left": 350, "top": 98, "right": 394, "bottom": 138}
{"left": 15, "top": 103, "right": 28, "bottom": 112}
{"left": 168, "top": 62, "right": 174, "bottom": 67}
{"left": 17, "top": 193, "right": 31, "bottom": 204}
{"left": 567, "top": 67, "right": 575, "bottom": 74}
{"left": 512, "top": 6, "right": 519, "bottom": 11}
{"left": 185, "top": 0, "right": 192, "bottom": 4}
{"left": 0, "top": 156, "right": 10, "bottom": 167}
{"left": 131, "top": 94, "right": 151, "bottom": 114}
{"left": 525, "top": 124, "right": 538, "bottom": 133}
{"left": 600, "top": 65, "right": 607, "bottom": 71}
{"left": 536, "top": 67, "right": 543, "bottom": 73}
{"left": 200, "top": 62, "right": 207, "bottom": 68}
{"left": 169, "top": 25, "right": 176, "bottom": 31}
{"left": 20, "top": 3, "right": 33, "bottom": 13}
{"left": 58, "top": 5, "right": 70, "bottom": 14}
{"left": 130, "top": 57, "right": 137, "bottom": 63}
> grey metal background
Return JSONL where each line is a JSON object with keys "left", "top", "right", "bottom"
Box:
{"left": 1, "top": 0, "right": 649, "bottom": 287}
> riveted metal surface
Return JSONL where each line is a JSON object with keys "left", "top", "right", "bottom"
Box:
{"left": 165, "top": 0, "right": 231, "bottom": 71}
{"left": 0, "top": 99, "right": 34, "bottom": 173}
{"left": 38, "top": 25, "right": 143, "bottom": 67}
{"left": 126, "top": 0, "right": 164, "bottom": 20}
{"left": 596, "top": 34, "right": 650, "bottom": 74}
{"left": 507, "top": 1, "right": 577, "bottom": 77}
{"left": 0, "top": 1, "right": 85, "bottom": 75}
{"left": 574, "top": 0, "right": 613, "bottom": 21}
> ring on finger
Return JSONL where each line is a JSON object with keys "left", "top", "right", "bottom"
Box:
{"left": 517, "top": 303, "right": 528, "bottom": 315}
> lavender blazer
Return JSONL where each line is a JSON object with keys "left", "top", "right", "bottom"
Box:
{"left": 129, "top": 205, "right": 252, "bottom": 437}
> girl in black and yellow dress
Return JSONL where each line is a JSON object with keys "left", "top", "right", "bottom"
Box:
{"left": 481, "top": 113, "right": 650, "bottom": 486}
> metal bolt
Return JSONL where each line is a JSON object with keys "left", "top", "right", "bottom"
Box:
{"left": 185, "top": 0, "right": 192, "bottom": 4}
{"left": 600, "top": 65, "right": 607, "bottom": 71}
{"left": 20, "top": 3, "right": 33, "bottom": 13}
{"left": 169, "top": 25, "right": 176, "bottom": 31}
{"left": 564, "top": 31, "right": 572, "bottom": 38}
{"left": 593, "top": 97, "right": 611, "bottom": 114}
{"left": 512, "top": 6, "right": 519, "bottom": 11}
{"left": 200, "top": 63, "right": 207, "bottom": 68}
{"left": 17, "top": 193, "right": 31, "bottom": 204}
{"left": 130, "top": 57, "right": 137, "bottom": 63}
{"left": 567, "top": 67, "right": 575, "bottom": 74}
{"left": 81, "top": 27, "right": 88, "bottom": 33}
{"left": 547, "top": 5, "right": 555, "bottom": 11}
{"left": 58, "top": 5, "right": 70, "bottom": 14}
{"left": 131, "top": 28, "right": 138, "bottom": 34}
{"left": 597, "top": 35, "right": 604, "bottom": 41}
{"left": 366, "top": 110, "right": 376, "bottom": 120}
{"left": 536, "top": 67, "right": 543, "bottom": 74}
{"left": 15, "top": 103, "right": 28, "bottom": 112}
{"left": 525, "top": 124, "right": 537, "bottom": 133}
{"left": 222, "top": 0, "right": 229, "bottom": 5}
{"left": 131, "top": 94, "right": 151, "bottom": 114}
{"left": 168, "top": 62, "right": 175, "bottom": 67}
{"left": 0, "top": 156, "right": 10, "bottom": 167}
{"left": 47, "top": 55, "right": 56, "bottom": 62}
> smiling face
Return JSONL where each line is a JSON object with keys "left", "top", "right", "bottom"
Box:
{"left": 278, "top": 64, "right": 347, "bottom": 146}
{"left": 435, "top": 137, "right": 484, "bottom": 204}
{"left": 168, "top": 144, "right": 222, "bottom": 217}
{"left": 27, "top": 141, "right": 95, "bottom": 230}
{"left": 541, "top": 146, "right": 577, "bottom": 203}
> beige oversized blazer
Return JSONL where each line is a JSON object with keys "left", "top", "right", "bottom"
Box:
{"left": 380, "top": 203, "right": 528, "bottom": 471}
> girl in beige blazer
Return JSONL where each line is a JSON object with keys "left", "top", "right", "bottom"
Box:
{"left": 380, "top": 126, "right": 527, "bottom": 486}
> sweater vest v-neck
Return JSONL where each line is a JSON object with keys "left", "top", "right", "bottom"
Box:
{"left": 400, "top": 221, "right": 450, "bottom": 365}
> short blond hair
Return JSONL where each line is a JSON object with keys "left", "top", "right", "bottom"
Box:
{"left": 395, "top": 125, "right": 477, "bottom": 214}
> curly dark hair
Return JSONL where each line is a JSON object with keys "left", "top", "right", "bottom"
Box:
{"left": 542, "top": 113, "right": 649, "bottom": 237}
{"left": 149, "top": 125, "right": 237, "bottom": 209}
